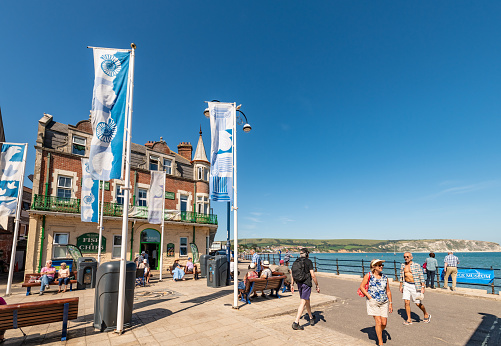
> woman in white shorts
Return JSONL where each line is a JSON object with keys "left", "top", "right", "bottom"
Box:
{"left": 359, "top": 259, "right": 393, "bottom": 346}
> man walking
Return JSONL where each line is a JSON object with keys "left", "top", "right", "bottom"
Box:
{"left": 399, "top": 252, "right": 431, "bottom": 325}
{"left": 284, "top": 250, "right": 291, "bottom": 265}
{"left": 443, "top": 251, "right": 460, "bottom": 291}
{"left": 250, "top": 249, "right": 262, "bottom": 274}
{"left": 291, "top": 248, "right": 320, "bottom": 330}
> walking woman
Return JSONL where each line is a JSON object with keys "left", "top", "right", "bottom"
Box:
{"left": 425, "top": 252, "right": 438, "bottom": 289}
{"left": 359, "top": 259, "right": 393, "bottom": 346}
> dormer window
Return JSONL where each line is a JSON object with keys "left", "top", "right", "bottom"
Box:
{"left": 163, "top": 158, "right": 172, "bottom": 174}
{"left": 72, "top": 136, "right": 86, "bottom": 156}
{"left": 149, "top": 156, "right": 159, "bottom": 171}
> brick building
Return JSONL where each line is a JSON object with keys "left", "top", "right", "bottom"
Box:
{"left": 25, "top": 113, "right": 217, "bottom": 272}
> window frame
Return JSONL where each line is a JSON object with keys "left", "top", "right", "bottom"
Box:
{"left": 116, "top": 185, "right": 125, "bottom": 205}
{"left": 53, "top": 232, "right": 69, "bottom": 259}
{"left": 163, "top": 158, "right": 172, "bottom": 174}
{"left": 149, "top": 155, "right": 159, "bottom": 171}
{"left": 72, "top": 136, "right": 86, "bottom": 156}
{"left": 180, "top": 237, "right": 188, "bottom": 257}
{"left": 180, "top": 195, "right": 188, "bottom": 212}
{"left": 112, "top": 235, "right": 122, "bottom": 258}
{"left": 56, "top": 175, "right": 72, "bottom": 199}
{"left": 137, "top": 188, "right": 148, "bottom": 207}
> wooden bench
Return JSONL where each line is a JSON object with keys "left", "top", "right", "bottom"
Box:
{"left": 240, "top": 275, "right": 286, "bottom": 304}
{"left": 0, "top": 297, "right": 79, "bottom": 341}
{"left": 22, "top": 272, "right": 78, "bottom": 296}
{"left": 169, "top": 265, "right": 201, "bottom": 280}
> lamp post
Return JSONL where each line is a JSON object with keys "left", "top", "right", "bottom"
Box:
{"left": 204, "top": 101, "right": 251, "bottom": 307}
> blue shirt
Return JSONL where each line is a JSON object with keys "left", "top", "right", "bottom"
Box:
{"left": 367, "top": 273, "right": 389, "bottom": 303}
{"left": 252, "top": 253, "right": 261, "bottom": 272}
{"left": 425, "top": 257, "right": 438, "bottom": 271}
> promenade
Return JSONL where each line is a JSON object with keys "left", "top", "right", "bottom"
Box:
{"left": 0, "top": 262, "right": 499, "bottom": 345}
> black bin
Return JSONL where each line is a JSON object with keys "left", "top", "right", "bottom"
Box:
{"left": 207, "top": 255, "right": 227, "bottom": 288}
{"left": 94, "top": 261, "right": 136, "bottom": 332}
{"left": 77, "top": 257, "right": 97, "bottom": 289}
{"left": 200, "top": 255, "right": 214, "bottom": 278}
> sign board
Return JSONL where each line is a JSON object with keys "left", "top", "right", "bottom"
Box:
{"left": 76, "top": 233, "right": 106, "bottom": 253}
{"left": 165, "top": 191, "right": 175, "bottom": 200}
{"left": 439, "top": 268, "right": 495, "bottom": 285}
{"left": 99, "top": 181, "right": 110, "bottom": 191}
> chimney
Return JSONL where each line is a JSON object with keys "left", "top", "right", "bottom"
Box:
{"left": 145, "top": 141, "right": 154, "bottom": 149}
{"left": 177, "top": 142, "right": 192, "bottom": 160}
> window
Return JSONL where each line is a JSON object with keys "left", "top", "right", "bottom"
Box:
{"left": 197, "top": 196, "right": 209, "bottom": 214}
{"left": 53, "top": 233, "right": 69, "bottom": 258}
{"left": 180, "top": 195, "right": 188, "bottom": 212}
{"left": 204, "top": 168, "right": 209, "bottom": 181}
{"left": 72, "top": 136, "right": 86, "bottom": 156}
{"left": 166, "top": 243, "right": 175, "bottom": 257}
{"left": 112, "top": 235, "right": 122, "bottom": 258}
{"left": 138, "top": 188, "right": 147, "bottom": 207}
{"left": 22, "top": 201, "right": 30, "bottom": 210}
{"left": 197, "top": 167, "right": 208, "bottom": 181}
{"left": 57, "top": 176, "right": 72, "bottom": 199}
{"left": 180, "top": 237, "right": 188, "bottom": 256}
{"left": 149, "top": 156, "right": 159, "bottom": 171}
{"left": 163, "top": 159, "right": 172, "bottom": 174}
{"left": 116, "top": 185, "right": 124, "bottom": 205}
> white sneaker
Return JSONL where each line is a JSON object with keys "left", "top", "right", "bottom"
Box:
{"left": 46, "top": 285, "right": 50, "bottom": 290}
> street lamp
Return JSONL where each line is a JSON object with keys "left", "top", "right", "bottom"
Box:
{"left": 204, "top": 100, "right": 251, "bottom": 308}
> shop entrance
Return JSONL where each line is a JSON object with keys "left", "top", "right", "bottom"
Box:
{"left": 140, "top": 229, "right": 161, "bottom": 270}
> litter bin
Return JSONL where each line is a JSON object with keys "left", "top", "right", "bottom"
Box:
{"left": 200, "top": 255, "right": 214, "bottom": 278}
{"left": 94, "top": 261, "right": 136, "bottom": 332}
{"left": 77, "top": 257, "right": 97, "bottom": 289}
{"left": 207, "top": 255, "right": 227, "bottom": 288}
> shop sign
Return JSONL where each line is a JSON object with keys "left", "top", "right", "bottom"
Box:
{"left": 99, "top": 181, "right": 110, "bottom": 191}
{"left": 165, "top": 191, "right": 175, "bottom": 200}
{"left": 76, "top": 233, "right": 106, "bottom": 253}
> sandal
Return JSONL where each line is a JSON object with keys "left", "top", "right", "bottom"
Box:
{"left": 424, "top": 314, "right": 432, "bottom": 323}
{"left": 403, "top": 321, "right": 412, "bottom": 325}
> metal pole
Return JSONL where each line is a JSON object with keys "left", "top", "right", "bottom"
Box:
{"left": 232, "top": 103, "right": 238, "bottom": 308}
{"left": 116, "top": 43, "right": 135, "bottom": 334}
{"left": 336, "top": 259, "right": 339, "bottom": 275}
{"left": 226, "top": 201, "right": 231, "bottom": 285}
{"left": 361, "top": 259, "right": 365, "bottom": 277}
{"left": 159, "top": 172, "right": 166, "bottom": 281}
{"left": 490, "top": 266, "right": 494, "bottom": 294}
{"left": 97, "top": 180, "right": 105, "bottom": 265}
{"left": 436, "top": 271, "right": 440, "bottom": 288}
{"left": 394, "top": 260, "right": 398, "bottom": 281}
{"left": 6, "top": 143, "right": 28, "bottom": 296}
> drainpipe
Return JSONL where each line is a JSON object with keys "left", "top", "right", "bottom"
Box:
{"left": 132, "top": 170, "right": 137, "bottom": 206}
{"left": 38, "top": 216, "right": 46, "bottom": 273}
{"left": 39, "top": 152, "right": 51, "bottom": 272}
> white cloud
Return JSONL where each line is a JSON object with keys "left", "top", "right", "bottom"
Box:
{"left": 423, "top": 180, "right": 500, "bottom": 200}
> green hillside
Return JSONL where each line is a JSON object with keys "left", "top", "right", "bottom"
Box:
{"left": 239, "top": 238, "right": 392, "bottom": 252}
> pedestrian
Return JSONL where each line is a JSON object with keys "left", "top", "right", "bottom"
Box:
{"left": 275, "top": 259, "right": 292, "bottom": 291}
{"left": 291, "top": 248, "right": 320, "bottom": 330}
{"left": 250, "top": 248, "right": 262, "bottom": 274}
{"left": 284, "top": 250, "right": 291, "bottom": 265}
{"left": 399, "top": 252, "right": 431, "bottom": 325}
{"left": 443, "top": 251, "right": 460, "bottom": 291}
{"left": 425, "top": 252, "right": 438, "bottom": 289}
{"left": 0, "top": 296, "right": 6, "bottom": 342}
{"left": 359, "top": 259, "right": 393, "bottom": 346}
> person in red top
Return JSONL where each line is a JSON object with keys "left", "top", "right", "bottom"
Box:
{"left": 0, "top": 296, "right": 6, "bottom": 342}
{"left": 39, "top": 260, "right": 56, "bottom": 295}
{"left": 238, "top": 263, "right": 259, "bottom": 298}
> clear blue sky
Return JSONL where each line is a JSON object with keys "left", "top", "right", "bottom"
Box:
{"left": 1, "top": 1, "right": 500, "bottom": 244}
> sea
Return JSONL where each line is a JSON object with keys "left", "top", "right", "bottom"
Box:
{"left": 287, "top": 252, "right": 501, "bottom": 293}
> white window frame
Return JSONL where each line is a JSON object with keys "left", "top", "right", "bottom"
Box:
{"left": 163, "top": 158, "right": 172, "bottom": 174}
{"left": 180, "top": 237, "right": 188, "bottom": 257}
{"left": 149, "top": 155, "right": 159, "bottom": 171}
{"left": 57, "top": 175, "right": 72, "bottom": 199}
{"left": 196, "top": 194, "right": 209, "bottom": 215}
{"left": 112, "top": 235, "right": 122, "bottom": 258}
{"left": 72, "top": 136, "right": 86, "bottom": 156}
{"left": 116, "top": 185, "right": 125, "bottom": 205}
{"left": 137, "top": 188, "right": 147, "bottom": 207}
{"left": 180, "top": 195, "right": 189, "bottom": 212}
{"left": 53, "top": 232, "right": 69, "bottom": 259}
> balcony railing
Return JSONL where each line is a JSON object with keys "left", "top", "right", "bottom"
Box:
{"left": 31, "top": 194, "right": 217, "bottom": 225}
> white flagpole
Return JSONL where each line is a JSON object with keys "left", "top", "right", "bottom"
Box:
{"left": 232, "top": 103, "right": 239, "bottom": 308}
{"left": 97, "top": 180, "right": 105, "bottom": 265}
{"left": 116, "top": 43, "right": 135, "bottom": 334}
{"left": 5, "top": 143, "right": 28, "bottom": 296}
{"left": 159, "top": 171, "right": 166, "bottom": 281}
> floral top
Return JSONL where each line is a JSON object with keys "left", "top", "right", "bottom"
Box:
{"left": 367, "top": 273, "right": 388, "bottom": 303}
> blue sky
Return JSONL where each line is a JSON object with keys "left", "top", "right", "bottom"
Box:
{"left": 1, "top": 1, "right": 500, "bottom": 244}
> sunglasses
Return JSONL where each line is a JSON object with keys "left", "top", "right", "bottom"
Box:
{"left": 378, "top": 264, "right": 384, "bottom": 267}
{"left": 403, "top": 256, "right": 411, "bottom": 258}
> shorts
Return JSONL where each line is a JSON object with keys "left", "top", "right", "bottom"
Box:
{"left": 366, "top": 299, "right": 389, "bottom": 318}
{"left": 298, "top": 283, "right": 311, "bottom": 300}
{"left": 402, "top": 282, "right": 421, "bottom": 304}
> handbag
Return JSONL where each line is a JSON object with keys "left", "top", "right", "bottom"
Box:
{"left": 357, "top": 273, "right": 371, "bottom": 298}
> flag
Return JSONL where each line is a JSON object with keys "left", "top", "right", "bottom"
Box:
{"left": 148, "top": 171, "right": 165, "bottom": 224}
{"left": 88, "top": 48, "right": 130, "bottom": 181}
{"left": 81, "top": 158, "right": 99, "bottom": 222}
{"left": 209, "top": 102, "right": 234, "bottom": 202}
{"left": 0, "top": 143, "right": 25, "bottom": 216}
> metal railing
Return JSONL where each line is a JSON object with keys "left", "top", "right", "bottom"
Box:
{"left": 31, "top": 194, "right": 218, "bottom": 225}
{"left": 242, "top": 253, "right": 500, "bottom": 294}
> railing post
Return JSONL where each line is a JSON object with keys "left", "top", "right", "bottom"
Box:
{"left": 394, "top": 260, "right": 398, "bottom": 282}
{"left": 361, "top": 259, "right": 365, "bottom": 277}
{"left": 490, "top": 266, "right": 494, "bottom": 294}
{"left": 336, "top": 259, "right": 339, "bottom": 275}
{"left": 436, "top": 271, "right": 441, "bottom": 288}
{"left": 314, "top": 257, "right": 317, "bottom": 272}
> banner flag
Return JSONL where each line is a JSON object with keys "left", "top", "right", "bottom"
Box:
{"left": 0, "top": 143, "right": 26, "bottom": 216}
{"left": 148, "top": 171, "right": 165, "bottom": 224}
{"left": 81, "top": 158, "right": 99, "bottom": 223}
{"left": 439, "top": 268, "right": 495, "bottom": 285}
{"left": 209, "top": 102, "right": 234, "bottom": 202}
{"left": 89, "top": 48, "right": 130, "bottom": 181}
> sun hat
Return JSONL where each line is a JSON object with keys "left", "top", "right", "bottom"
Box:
{"left": 143, "top": 259, "right": 147, "bottom": 263}
{"left": 370, "top": 259, "right": 386, "bottom": 268}
{"left": 249, "top": 263, "right": 256, "bottom": 269}
{"left": 263, "top": 260, "right": 270, "bottom": 266}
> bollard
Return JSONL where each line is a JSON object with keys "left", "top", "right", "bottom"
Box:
{"left": 336, "top": 259, "right": 340, "bottom": 275}
{"left": 361, "top": 259, "right": 365, "bottom": 277}
{"left": 490, "top": 266, "right": 495, "bottom": 294}
{"left": 436, "top": 271, "right": 441, "bottom": 288}
{"left": 394, "top": 260, "right": 398, "bottom": 282}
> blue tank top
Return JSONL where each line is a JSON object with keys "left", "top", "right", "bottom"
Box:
{"left": 367, "top": 273, "right": 388, "bottom": 303}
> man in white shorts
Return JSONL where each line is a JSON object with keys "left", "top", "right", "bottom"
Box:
{"left": 399, "top": 252, "right": 431, "bottom": 325}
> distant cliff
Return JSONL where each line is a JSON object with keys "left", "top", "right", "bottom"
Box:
{"left": 386, "top": 239, "right": 501, "bottom": 253}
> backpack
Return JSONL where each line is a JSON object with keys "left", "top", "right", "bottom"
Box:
{"left": 291, "top": 258, "right": 309, "bottom": 282}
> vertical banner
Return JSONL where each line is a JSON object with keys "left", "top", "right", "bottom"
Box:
{"left": 89, "top": 48, "right": 130, "bottom": 181}
{"left": 0, "top": 143, "right": 26, "bottom": 216}
{"left": 81, "top": 158, "right": 99, "bottom": 223}
{"left": 208, "top": 102, "right": 234, "bottom": 202}
{"left": 148, "top": 171, "right": 165, "bottom": 224}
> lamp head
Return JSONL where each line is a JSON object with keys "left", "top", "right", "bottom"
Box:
{"left": 203, "top": 108, "right": 210, "bottom": 118}
{"left": 243, "top": 123, "right": 252, "bottom": 133}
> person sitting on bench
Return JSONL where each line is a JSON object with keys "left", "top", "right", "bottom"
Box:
{"left": 275, "top": 260, "right": 292, "bottom": 291}
{"left": 39, "top": 260, "right": 56, "bottom": 295}
{"left": 238, "top": 263, "right": 259, "bottom": 298}
{"left": 139, "top": 259, "right": 151, "bottom": 284}
{"left": 57, "top": 262, "right": 70, "bottom": 293}
{"left": 184, "top": 257, "right": 198, "bottom": 279}
{"left": 172, "top": 259, "right": 185, "bottom": 281}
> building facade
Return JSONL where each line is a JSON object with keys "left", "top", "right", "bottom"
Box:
{"left": 25, "top": 113, "right": 217, "bottom": 272}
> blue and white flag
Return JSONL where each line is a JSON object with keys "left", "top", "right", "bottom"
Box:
{"left": 81, "top": 158, "right": 99, "bottom": 223}
{"left": 148, "top": 171, "right": 165, "bottom": 224}
{"left": 209, "top": 102, "right": 234, "bottom": 202}
{"left": 0, "top": 144, "right": 25, "bottom": 216}
{"left": 89, "top": 48, "right": 130, "bottom": 181}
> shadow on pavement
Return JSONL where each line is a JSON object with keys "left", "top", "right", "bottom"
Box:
{"left": 466, "top": 313, "right": 500, "bottom": 346}
{"left": 397, "top": 308, "right": 421, "bottom": 322}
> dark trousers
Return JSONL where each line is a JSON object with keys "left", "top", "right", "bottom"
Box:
{"left": 58, "top": 277, "right": 70, "bottom": 286}
{"left": 426, "top": 270, "right": 435, "bottom": 288}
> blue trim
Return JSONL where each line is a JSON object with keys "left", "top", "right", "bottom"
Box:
{"left": 13, "top": 309, "right": 18, "bottom": 329}
{"left": 61, "top": 302, "right": 69, "bottom": 341}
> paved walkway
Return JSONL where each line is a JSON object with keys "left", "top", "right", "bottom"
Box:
{"left": 0, "top": 266, "right": 369, "bottom": 346}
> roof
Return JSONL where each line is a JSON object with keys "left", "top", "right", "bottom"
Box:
{"left": 193, "top": 131, "right": 209, "bottom": 162}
